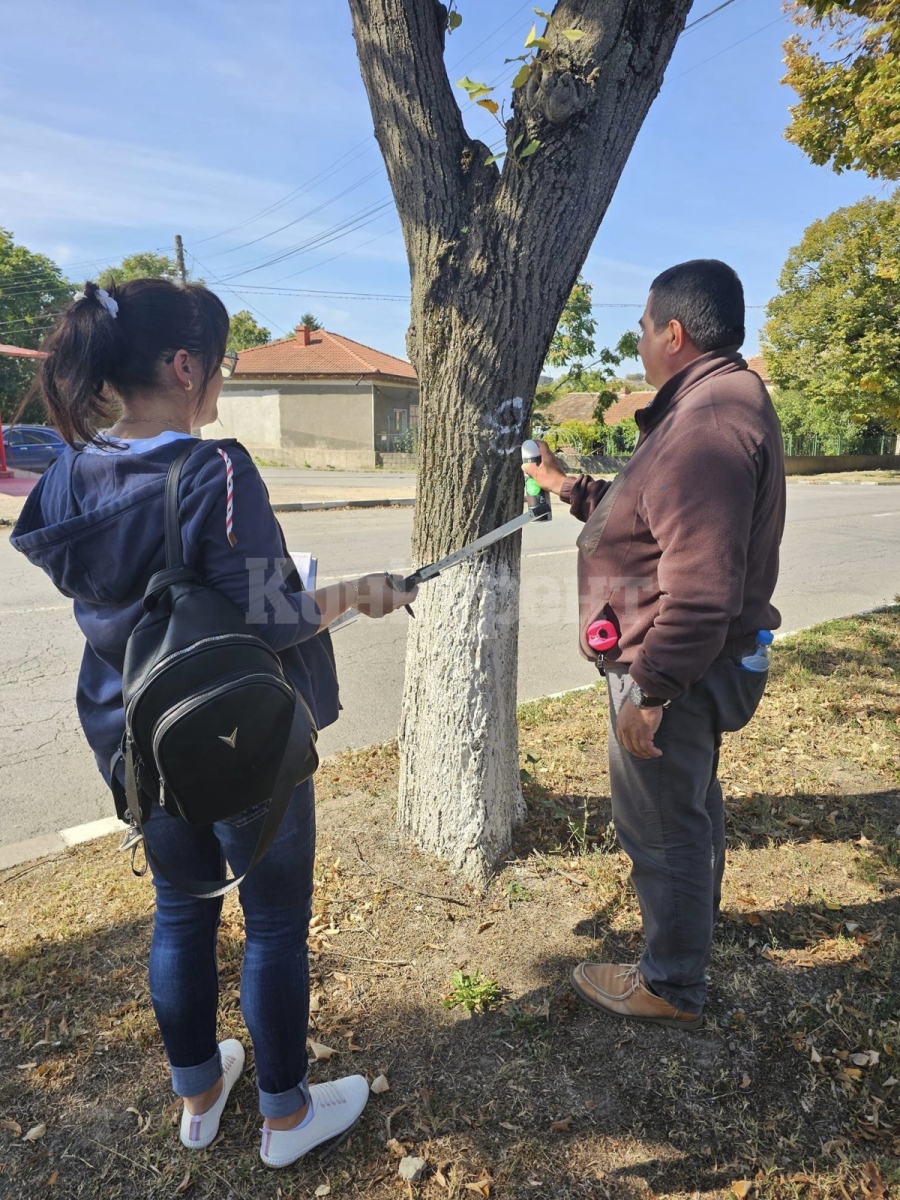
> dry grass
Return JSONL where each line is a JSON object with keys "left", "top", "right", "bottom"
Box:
{"left": 789, "top": 470, "right": 900, "bottom": 485}
{"left": 1, "top": 610, "right": 899, "bottom": 1199}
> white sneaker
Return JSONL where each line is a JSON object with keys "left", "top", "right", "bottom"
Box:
{"left": 260, "top": 1074, "right": 369, "bottom": 1168}
{"left": 179, "top": 1039, "right": 245, "bottom": 1150}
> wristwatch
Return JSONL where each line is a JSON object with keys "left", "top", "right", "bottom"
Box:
{"left": 628, "top": 683, "right": 669, "bottom": 709}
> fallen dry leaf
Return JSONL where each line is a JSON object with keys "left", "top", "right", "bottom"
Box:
{"left": 862, "top": 1161, "right": 887, "bottom": 1199}
{"left": 810, "top": 1047, "right": 822, "bottom": 1063}
{"left": 175, "top": 1166, "right": 192, "bottom": 1194}
{"left": 1, "top": 1119, "right": 22, "bottom": 1136}
{"left": 550, "top": 1116, "right": 573, "bottom": 1131}
{"left": 730, "top": 1183, "right": 753, "bottom": 1199}
{"left": 464, "top": 1183, "right": 490, "bottom": 1197}
{"left": 745, "top": 912, "right": 762, "bottom": 926}
{"left": 308, "top": 1041, "right": 337, "bottom": 1061}
{"left": 47, "top": 1170, "right": 59, "bottom": 1186}
{"left": 476, "top": 921, "right": 495, "bottom": 934}
{"left": 739, "top": 1074, "right": 751, "bottom": 1089}
{"left": 370, "top": 1074, "right": 390, "bottom": 1094}
{"left": 22, "top": 1122, "right": 46, "bottom": 1142}
{"left": 385, "top": 1137, "right": 407, "bottom": 1158}
{"left": 314, "top": 1186, "right": 331, "bottom": 1198}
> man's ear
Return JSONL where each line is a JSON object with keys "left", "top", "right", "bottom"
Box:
{"left": 667, "top": 319, "right": 686, "bottom": 355}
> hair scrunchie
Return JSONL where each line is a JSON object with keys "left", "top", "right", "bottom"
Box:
{"left": 74, "top": 286, "right": 119, "bottom": 319}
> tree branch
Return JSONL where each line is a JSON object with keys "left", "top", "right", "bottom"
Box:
{"left": 348, "top": 0, "right": 492, "bottom": 258}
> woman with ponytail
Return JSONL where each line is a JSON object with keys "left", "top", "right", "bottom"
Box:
{"left": 11, "top": 278, "right": 416, "bottom": 1167}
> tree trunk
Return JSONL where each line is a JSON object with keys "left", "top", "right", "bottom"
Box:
{"left": 349, "top": 0, "right": 692, "bottom": 885}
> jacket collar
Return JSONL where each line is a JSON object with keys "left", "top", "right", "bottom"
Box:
{"left": 635, "top": 348, "right": 746, "bottom": 435}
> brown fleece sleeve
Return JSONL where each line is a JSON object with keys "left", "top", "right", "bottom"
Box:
{"left": 561, "top": 475, "right": 612, "bottom": 523}
{"left": 629, "top": 424, "right": 758, "bottom": 699}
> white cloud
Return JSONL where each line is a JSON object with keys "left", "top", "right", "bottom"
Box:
{"left": 0, "top": 116, "right": 289, "bottom": 235}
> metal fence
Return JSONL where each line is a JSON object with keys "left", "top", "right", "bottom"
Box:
{"left": 781, "top": 433, "right": 897, "bottom": 457}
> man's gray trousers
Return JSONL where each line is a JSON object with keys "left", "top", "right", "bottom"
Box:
{"left": 605, "top": 660, "right": 767, "bottom": 1014}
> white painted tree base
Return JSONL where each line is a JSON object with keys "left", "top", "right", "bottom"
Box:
{"left": 397, "top": 558, "right": 525, "bottom": 886}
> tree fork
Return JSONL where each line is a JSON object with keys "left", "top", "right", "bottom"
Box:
{"left": 350, "top": 0, "right": 692, "bottom": 883}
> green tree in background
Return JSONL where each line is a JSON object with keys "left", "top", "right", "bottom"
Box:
{"left": 783, "top": 1, "right": 900, "bottom": 180}
{"left": 545, "top": 277, "right": 597, "bottom": 374}
{"left": 298, "top": 311, "right": 323, "bottom": 331}
{"left": 227, "top": 310, "right": 271, "bottom": 352}
{"left": 99, "top": 252, "right": 189, "bottom": 287}
{"left": 0, "top": 229, "right": 70, "bottom": 424}
{"left": 763, "top": 190, "right": 900, "bottom": 434}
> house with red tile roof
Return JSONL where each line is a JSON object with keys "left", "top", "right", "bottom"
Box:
{"left": 745, "top": 354, "right": 773, "bottom": 393}
{"left": 543, "top": 388, "right": 656, "bottom": 427}
{"left": 208, "top": 325, "right": 419, "bottom": 468}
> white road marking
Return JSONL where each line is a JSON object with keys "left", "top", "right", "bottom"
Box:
{"left": 0, "top": 603, "right": 70, "bottom": 616}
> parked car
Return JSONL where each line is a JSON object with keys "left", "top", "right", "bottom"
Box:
{"left": 1, "top": 425, "right": 66, "bottom": 474}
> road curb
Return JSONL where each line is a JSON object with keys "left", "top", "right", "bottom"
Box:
{"left": 271, "top": 498, "right": 415, "bottom": 513}
{"left": 0, "top": 816, "right": 122, "bottom": 873}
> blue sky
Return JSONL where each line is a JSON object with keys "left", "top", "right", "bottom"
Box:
{"left": 0, "top": 0, "right": 889, "bottom": 365}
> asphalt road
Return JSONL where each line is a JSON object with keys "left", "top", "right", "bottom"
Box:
{"left": 2, "top": 483, "right": 898, "bottom": 846}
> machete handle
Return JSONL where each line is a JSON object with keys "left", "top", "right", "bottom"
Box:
{"left": 385, "top": 572, "right": 416, "bottom": 618}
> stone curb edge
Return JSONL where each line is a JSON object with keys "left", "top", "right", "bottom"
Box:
{"left": 270, "top": 498, "right": 415, "bottom": 512}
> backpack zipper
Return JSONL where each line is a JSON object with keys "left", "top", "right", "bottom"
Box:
{"left": 126, "top": 634, "right": 281, "bottom": 730}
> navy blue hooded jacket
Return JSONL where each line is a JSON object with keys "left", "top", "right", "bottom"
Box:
{"left": 10, "top": 436, "right": 339, "bottom": 789}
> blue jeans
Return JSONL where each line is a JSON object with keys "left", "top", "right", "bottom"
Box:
{"left": 142, "top": 781, "right": 315, "bottom": 1119}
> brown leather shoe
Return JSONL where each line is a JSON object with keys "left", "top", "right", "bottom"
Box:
{"left": 570, "top": 963, "right": 702, "bottom": 1029}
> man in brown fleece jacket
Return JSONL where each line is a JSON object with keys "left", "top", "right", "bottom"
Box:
{"left": 524, "top": 259, "right": 785, "bottom": 1028}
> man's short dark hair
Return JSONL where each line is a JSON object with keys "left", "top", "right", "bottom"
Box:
{"left": 648, "top": 259, "right": 745, "bottom": 352}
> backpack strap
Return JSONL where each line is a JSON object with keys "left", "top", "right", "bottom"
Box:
{"left": 165, "top": 442, "right": 195, "bottom": 570}
{"left": 123, "top": 699, "right": 314, "bottom": 899}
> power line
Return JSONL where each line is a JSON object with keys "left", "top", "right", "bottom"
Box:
{"left": 188, "top": 253, "right": 290, "bottom": 338}
{"left": 674, "top": 13, "right": 787, "bottom": 79}
{"left": 204, "top": 167, "right": 385, "bottom": 260}
{"left": 681, "top": 0, "right": 745, "bottom": 35}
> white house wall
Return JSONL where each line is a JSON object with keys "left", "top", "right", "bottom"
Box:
{"left": 207, "top": 380, "right": 378, "bottom": 468}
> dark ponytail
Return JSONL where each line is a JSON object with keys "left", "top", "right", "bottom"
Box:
{"left": 35, "top": 278, "right": 230, "bottom": 447}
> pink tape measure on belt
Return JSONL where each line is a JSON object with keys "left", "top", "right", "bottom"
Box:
{"left": 586, "top": 619, "right": 619, "bottom": 653}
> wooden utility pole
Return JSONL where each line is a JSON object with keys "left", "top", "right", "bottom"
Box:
{"left": 174, "top": 235, "right": 187, "bottom": 285}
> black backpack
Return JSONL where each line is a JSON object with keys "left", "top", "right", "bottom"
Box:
{"left": 114, "top": 443, "right": 319, "bottom": 897}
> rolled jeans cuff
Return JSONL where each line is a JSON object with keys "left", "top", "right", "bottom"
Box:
{"left": 171, "top": 1047, "right": 221, "bottom": 1098}
{"left": 259, "top": 1076, "right": 311, "bottom": 1119}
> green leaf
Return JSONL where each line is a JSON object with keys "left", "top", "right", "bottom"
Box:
{"left": 533, "top": 7, "right": 552, "bottom": 18}
{"left": 512, "top": 133, "right": 525, "bottom": 150}
{"left": 484, "top": 153, "right": 505, "bottom": 166}
{"left": 456, "top": 75, "right": 492, "bottom": 99}
{"left": 447, "top": 10, "right": 462, "bottom": 30}
{"left": 512, "top": 63, "right": 531, "bottom": 89}
{"left": 504, "top": 54, "right": 529, "bottom": 63}
{"left": 477, "top": 98, "right": 500, "bottom": 114}
{"left": 534, "top": 36, "right": 551, "bottom": 50}
{"left": 562, "top": 28, "right": 585, "bottom": 41}
{"left": 519, "top": 139, "right": 541, "bottom": 158}
{"left": 524, "top": 23, "right": 538, "bottom": 47}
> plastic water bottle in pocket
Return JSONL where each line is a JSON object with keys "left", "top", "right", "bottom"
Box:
{"left": 740, "top": 630, "right": 774, "bottom": 673}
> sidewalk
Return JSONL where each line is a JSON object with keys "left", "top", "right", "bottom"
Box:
{"left": 0, "top": 468, "right": 416, "bottom": 526}
{"left": 0, "top": 470, "right": 37, "bottom": 524}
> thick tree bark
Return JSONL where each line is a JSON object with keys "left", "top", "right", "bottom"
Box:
{"left": 349, "top": 0, "right": 692, "bottom": 884}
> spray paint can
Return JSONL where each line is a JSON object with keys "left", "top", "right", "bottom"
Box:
{"left": 521, "top": 440, "right": 552, "bottom": 522}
